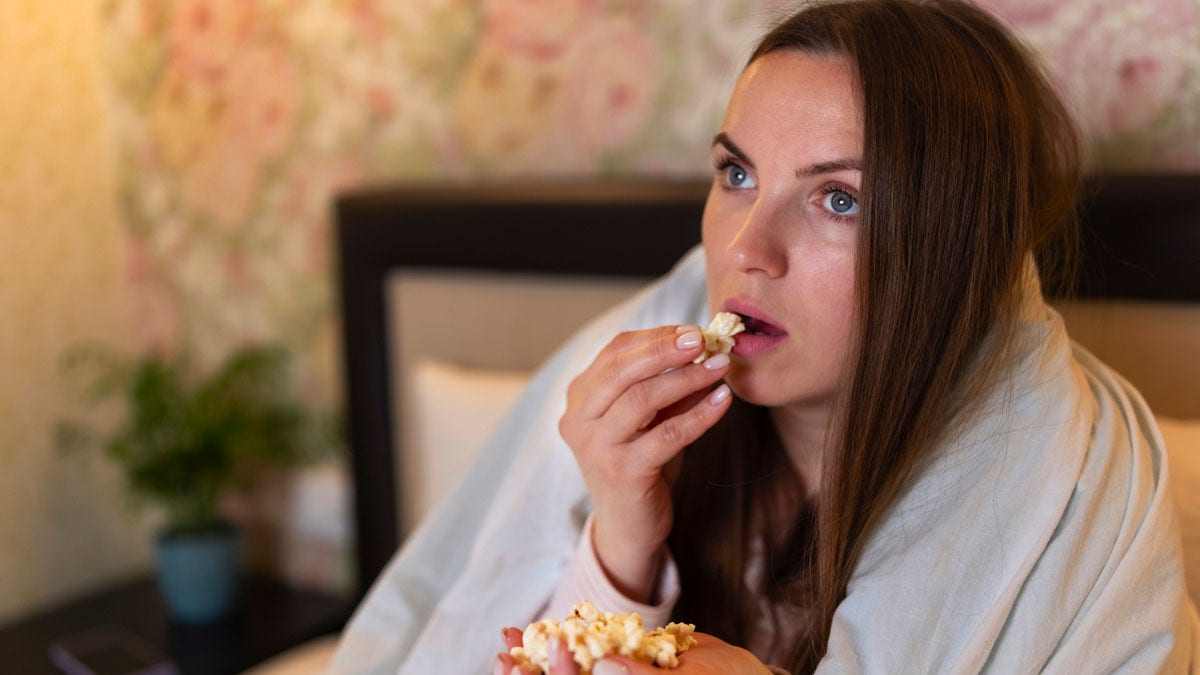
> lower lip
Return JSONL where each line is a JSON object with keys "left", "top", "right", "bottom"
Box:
{"left": 732, "top": 332, "right": 787, "bottom": 357}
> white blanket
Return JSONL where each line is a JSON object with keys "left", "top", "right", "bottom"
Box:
{"left": 329, "top": 246, "right": 1197, "bottom": 674}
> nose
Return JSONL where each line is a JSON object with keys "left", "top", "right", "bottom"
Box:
{"left": 726, "top": 200, "right": 788, "bottom": 278}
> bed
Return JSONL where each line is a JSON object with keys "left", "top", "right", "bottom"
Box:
{"left": 333, "top": 173, "right": 1200, "bottom": 618}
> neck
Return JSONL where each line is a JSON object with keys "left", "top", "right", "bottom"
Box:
{"left": 769, "top": 400, "right": 831, "bottom": 498}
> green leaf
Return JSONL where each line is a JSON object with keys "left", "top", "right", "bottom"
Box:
{"left": 56, "top": 342, "right": 338, "bottom": 532}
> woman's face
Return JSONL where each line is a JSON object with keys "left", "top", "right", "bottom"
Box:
{"left": 703, "top": 50, "right": 863, "bottom": 410}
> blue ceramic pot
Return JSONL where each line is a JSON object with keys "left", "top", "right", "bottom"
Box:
{"left": 156, "top": 523, "right": 242, "bottom": 624}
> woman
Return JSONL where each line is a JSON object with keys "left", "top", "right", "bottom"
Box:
{"left": 332, "top": 1, "right": 1197, "bottom": 673}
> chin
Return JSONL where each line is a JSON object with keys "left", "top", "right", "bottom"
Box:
{"left": 726, "top": 367, "right": 831, "bottom": 409}
{"left": 725, "top": 370, "right": 791, "bottom": 408}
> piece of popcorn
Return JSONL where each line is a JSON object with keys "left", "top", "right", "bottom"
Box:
{"left": 693, "top": 311, "right": 745, "bottom": 364}
{"left": 511, "top": 601, "right": 698, "bottom": 674}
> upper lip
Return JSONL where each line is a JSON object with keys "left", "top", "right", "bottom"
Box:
{"left": 722, "top": 298, "right": 787, "bottom": 335}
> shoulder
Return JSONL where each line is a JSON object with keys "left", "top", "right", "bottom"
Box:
{"left": 823, "top": 304, "right": 1192, "bottom": 671}
{"left": 1026, "top": 344, "right": 1195, "bottom": 670}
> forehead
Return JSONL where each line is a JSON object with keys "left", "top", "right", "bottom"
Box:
{"left": 722, "top": 50, "right": 863, "bottom": 156}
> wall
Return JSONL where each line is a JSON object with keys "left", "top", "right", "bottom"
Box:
{"left": 2, "top": 0, "right": 1197, "bottom": 625}
{"left": 0, "top": 0, "right": 150, "bottom": 624}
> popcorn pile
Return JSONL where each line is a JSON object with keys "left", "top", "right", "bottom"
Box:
{"left": 693, "top": 311, "right": 745, "bottom": 364}
{"left": 511, "top": 601, "right": 697, "bottom": 674}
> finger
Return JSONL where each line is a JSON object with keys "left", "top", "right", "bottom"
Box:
{"left": 592, "top": 325, "right": 697, "bottom": 362}
{"left": 493, "top": 653, "right": 518, "bottom": 675}
{"left": 572, "top": 325, "right": 703, "bottom": 418}
{"left": 548, "top": 637, "right": 580, "bottom": 675}
{"left": 592, "top": 655, "right": 657, "bottom": 674}
{"left": 501, "top": 626, "right": 524, "bottom": 650}
{"left": 653, "top": 386, "right": 712, "bottom": 428}
{"left": 575, "top": 326, "right": 706, "bottom": 420}
{"left": 634, "top": 383, "right": 733, "bottom": 468}
{"left": 604, "top": 356, "right": 730, "bottom": 441}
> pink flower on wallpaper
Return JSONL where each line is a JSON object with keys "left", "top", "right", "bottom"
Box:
{"left": 560, "top": 18, "right": 658, "bottom": 158}
{"left": 125, "top": 237, "right": 182, "bottom": 357}
{"left": 452, "top": 39, "right": 564, "bottom": 166}
{"left": 482, "top": 0, "right": 601, "bottom": 60}
{"left": 134, "top": 0, "right": 167, "bottom": 37}
{"left": 347, "top": 0, "right": 387, "bottom": 45}
{"left": 179, "top": 137, "right": 260, "bottom": 232}
{"left": 976, "top": 0, "right": 1063, "bottom": 28}
{"left": 1054, "top": 0, "right": 1197, "bottom": 138}
{"left": 278, "top": 160, "right": 366, "bottom": 274}
{"left": 148, "top": 65, "right": 221, "bottom": 170}
{"left": 366, "top": 85, "right": 395, "bottom": 121}
{"left": 162, "top": 40, "right": 300, "bottom": 230}
{"left": 223, "top": 251, "right": 258, "bottom": 295}
{"left": 166, "top": 0, "right": 258, "bottom": 82}
{"left": 220, "top": 43, "right": 302, "bottom": 165}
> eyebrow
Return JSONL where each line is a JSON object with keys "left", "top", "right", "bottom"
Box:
{"left": 712, "top": 132, "right": 862, "bottom": 179}
{"left": 795, "top": 158, "right": 863, "bottom": 179}
{"left": 712, "top": 132, "right": 754, "bottom": 170}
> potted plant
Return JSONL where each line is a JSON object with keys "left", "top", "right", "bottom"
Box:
{"left": 59, "top": 344, "right": 334, "bottom": 623}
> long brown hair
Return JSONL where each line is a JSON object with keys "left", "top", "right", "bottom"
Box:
{"left": 669, "top": 1, "right": 1082, "bottom": 671}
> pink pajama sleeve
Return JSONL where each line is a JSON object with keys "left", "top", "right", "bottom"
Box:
{"left": 542, "top": 514, "right": 681, "bottom": 629}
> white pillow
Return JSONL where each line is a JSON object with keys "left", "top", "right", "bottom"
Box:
{"left": 1158, "top": 415, "right": 1200, "bottom": 611}
{"left": 405, "top": 359, "right": 533, "bottom": 530}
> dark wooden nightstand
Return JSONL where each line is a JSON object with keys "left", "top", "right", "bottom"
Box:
{"left": 0, "top": 575, "right": 355, "bottom": 675}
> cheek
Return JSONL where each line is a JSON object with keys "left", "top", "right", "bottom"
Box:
{"left": 822, "top": 268, "right": 857, "bottom": 341}
{"left": 826, "top": 275, "right": 859, "bottom": 391}
{"left": 792, "top": 250, "right": 858, "bottom": 376}
{"left": 820, "top": 260, "right": 857, "bottom": 348}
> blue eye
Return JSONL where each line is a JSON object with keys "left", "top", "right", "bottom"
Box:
{"left": 823, "top": 189, "right": 858, "bottom": 216}
{"left": 720, "top": 162, "right": 757, "bottom": 189}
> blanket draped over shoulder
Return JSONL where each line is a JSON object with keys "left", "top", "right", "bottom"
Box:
{"left": 330, "top": 246, "right": 1198, "bottom": 674}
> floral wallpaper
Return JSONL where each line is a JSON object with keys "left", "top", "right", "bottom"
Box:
{"left": 98, "top": 0, "right": 801, "bottom": 392}
{"left": 95, "top": 0, "right": 1199, "bottom": 589}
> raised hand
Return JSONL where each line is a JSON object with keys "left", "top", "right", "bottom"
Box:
{"left": 558, "top": 325, "right": 733, "bottom": 601}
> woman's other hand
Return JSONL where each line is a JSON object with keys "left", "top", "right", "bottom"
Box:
{"left": 493, "top": 627, "right": 580, "bottom": 675}
{"left": 494, "top": 629, "right": 769, "bottom": 675}
{"left": 591, "top": 633, "right": 773, "bottom": 675}
{"left": 558, "top": 325, "right": 732, "bottom": 602}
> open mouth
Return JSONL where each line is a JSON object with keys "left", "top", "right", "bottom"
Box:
{"left": 735, "top": 312, "right": 787, "bottom": 338}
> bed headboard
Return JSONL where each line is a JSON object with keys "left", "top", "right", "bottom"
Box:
{"left": 335, "top": 174, "right": 1200, "bottom": 599}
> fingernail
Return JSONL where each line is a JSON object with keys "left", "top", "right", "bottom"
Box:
{"left": 676, "top": 330, "right": 702, "bottom": 349}
{"left": 708, "top": 383, "right": 731, "bottom": 405}
{"left": 675, "top": 325, "right": 694, "bottom": 334}
{"left": 703, "top": 352, "right": 729, "bottom": 370}
{"left": 594, "top": 661, "right": 629, "bottom": 675}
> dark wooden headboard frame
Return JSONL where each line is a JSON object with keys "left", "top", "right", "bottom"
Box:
{"left": 335, "top": 173, "right": 1200, "bottom": 599}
